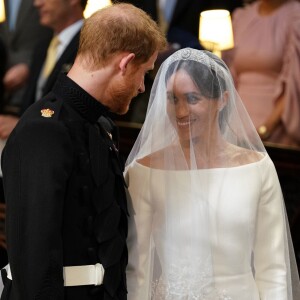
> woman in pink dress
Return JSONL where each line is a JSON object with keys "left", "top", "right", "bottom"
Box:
{"left": 225, "top": 0, "right": 300, "bottom": 146}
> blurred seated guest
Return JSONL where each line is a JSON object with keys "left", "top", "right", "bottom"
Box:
{"left": 0, "top": 0, "right": 87, "bottom": 140}
{"left": 223, "top": 0, "right": 300, "bottom": 147}
{"left": 0, "top": 0, "right": 52, "bottom": 114}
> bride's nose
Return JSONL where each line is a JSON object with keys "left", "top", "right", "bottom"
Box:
{"left": 175, "top": 100, "right": 189, "bottom": 118}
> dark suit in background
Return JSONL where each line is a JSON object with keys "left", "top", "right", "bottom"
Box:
{"left": 115, "top": 0, "right": 244, "bottom": 51}
{"left": 20, "top": 31, "right": 81, "bottom": 114}
{"left": 114, "top": 0, "right": 206, "bottom": 49}
{"left": 0, "top": 0, "right": 52, "bottom": 112}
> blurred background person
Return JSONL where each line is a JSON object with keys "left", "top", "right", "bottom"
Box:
{"left": 224, "top": 0, "right": 300, "bottom": 147}
{"left": 114, "top": 0, "right": 208, "bottom": 51}
{"left": 0, "top": 0, "right": 86, "bottom": 140}
{"left": 20, "top": 0, "right": 86, "bottom": 117}
{"left": 115, "top": 0, "right": 243, "bottom": 51}
{"left": 0, "top": 0, "right": 52, "bottom": 115}
{"left": 222, "top": 0, "right": 300, "bottom": 271}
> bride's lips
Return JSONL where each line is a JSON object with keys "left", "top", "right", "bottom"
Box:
{"left": 176, "top": 119, "right": 195, "bottom": 127}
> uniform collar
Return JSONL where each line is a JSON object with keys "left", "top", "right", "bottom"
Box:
{"left": 52, "top": 73, "right": 109, "bottom": 123}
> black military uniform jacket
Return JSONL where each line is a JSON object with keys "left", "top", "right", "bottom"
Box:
{"left": 1, "top": 74, "right": 128, "bottom": 299}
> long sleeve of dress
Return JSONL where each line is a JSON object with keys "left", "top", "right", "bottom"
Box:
{"left": 126, "top": 165, "right": 154, "bottom": 300}
{"left": 253, "top": 158, "right": 291, "bottom": 299}
{"left": 2, "top": 119, "right": 73, "bottom": 299}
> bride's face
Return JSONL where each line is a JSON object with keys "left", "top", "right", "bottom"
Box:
{"left": 166, "top": 69, "right": 220, "bottom": 144}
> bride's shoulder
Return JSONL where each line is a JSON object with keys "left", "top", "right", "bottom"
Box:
{"left": 227, "top": 143, "right": 265, "bottom": 166}
{"left": 137, "top": 146, "right": 173, "bottom": 168}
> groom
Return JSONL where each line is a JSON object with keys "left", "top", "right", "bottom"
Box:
{"left": 0, "top": 3, "right": 166, "bottom": 300}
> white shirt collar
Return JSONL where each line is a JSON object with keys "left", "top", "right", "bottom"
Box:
{"left": 57, "top": 19, "right": 84, "bottom": 58}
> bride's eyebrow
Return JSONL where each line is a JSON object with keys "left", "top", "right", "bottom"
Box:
{"left": 166, "top": 91, "right": 175, "bottom": 97}
{"left": 183, "top": 91, "right": 202, "bottom": 98}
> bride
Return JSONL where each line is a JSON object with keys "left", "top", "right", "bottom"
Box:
{"left": 124, "top": 48, "right": 300, "bottom": 299}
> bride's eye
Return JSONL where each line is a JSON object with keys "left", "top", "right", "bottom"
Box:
{"left": 167, "top": 93, "right": 177, "bottom": 104}
{"left": 186, "top": 93, "right": 201, "bottom": 104}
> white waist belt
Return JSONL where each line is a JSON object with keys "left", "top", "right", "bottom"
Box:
{"left": 4, "top": 263, "right": 104, "bottom": 286}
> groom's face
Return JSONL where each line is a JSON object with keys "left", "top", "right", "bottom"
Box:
{"left": 108, "top": 51, "right": 158, "bottom": 115}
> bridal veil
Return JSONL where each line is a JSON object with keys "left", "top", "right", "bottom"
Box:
{"left": 125, "top": 48, "right": 300, "bottom": 299}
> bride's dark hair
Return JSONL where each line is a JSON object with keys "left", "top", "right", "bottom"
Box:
{"left": 165, "top": 60, "right": 227, "bottom": 99}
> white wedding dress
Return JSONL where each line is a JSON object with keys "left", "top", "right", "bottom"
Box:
{"left": 125, "top": 154, "right": 290, "bottom": 300}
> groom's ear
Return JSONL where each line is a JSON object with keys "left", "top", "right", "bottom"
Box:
{"left": 119, "top": 53, "right": 136, "bottom": 75}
